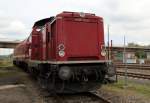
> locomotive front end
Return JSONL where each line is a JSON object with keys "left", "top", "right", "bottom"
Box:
{"left": 17, "top": 11, "right": 117, "bottom": 93}
{"left": 41, "top": 12, "right": 116, "bottom": 93}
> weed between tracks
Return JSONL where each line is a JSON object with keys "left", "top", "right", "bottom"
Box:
{"left": 1, "top": 61, "right": 150, "bottom": 103}
{"left": 0, "top": 71, "right": 18, "bottom": 77}
{"left": 102, "top": 79, "right": 150, "bottom": 102}
{"left": 0, "top": 66, "right": 22, "bottom": 78}
{"left": 0, "top": 60, "right": 13, "bottom": 67}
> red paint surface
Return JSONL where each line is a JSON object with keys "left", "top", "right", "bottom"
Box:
{"left": 14, "top": 12, "right": 105, "bottom": 62}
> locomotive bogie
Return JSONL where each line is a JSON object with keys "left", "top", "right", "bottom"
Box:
{"left": 28, "top": 62, "right": 108, "bottom": 93}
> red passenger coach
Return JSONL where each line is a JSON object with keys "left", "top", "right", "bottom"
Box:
{"left": 13, "top": 11, "right": 116, "bottom": 93}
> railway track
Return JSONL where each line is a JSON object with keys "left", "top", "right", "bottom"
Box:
{"left": 117, "top": 71, "right": 150, "bottom": 80}
{"left": 41, "top": 91, "right": 111, "bottom": 103}
{"left": 115, "top": 64, "right": 150, "bottom": 70}
{"left": 0, "top": 66, "right": 112, "bottom": 103}
{"left": 90, "top": 92, "right": 112, "bottom": 103}
{"left": 115, "top": 64, "right": 150, "bottom": 80}
{"left": 35, "top": 78, "right": 111, "bottom": 103}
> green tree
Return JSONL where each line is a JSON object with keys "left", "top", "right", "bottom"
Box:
{"left": 135, "top": 51, "right": 146, "bottom": 59}
{"left": 128, "top": 43, "right": 140, "bottom": 47}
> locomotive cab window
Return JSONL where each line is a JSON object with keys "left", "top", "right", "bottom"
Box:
{"left": 47, "top": 31, "right": 51, "bottom": 42}
{"left": 47, "top": 20, "right": 56, "bottom": 42}
{"left": 50, "top": 21, "right": 55, "bottom": 38}
{"left": 29, "top": 35, "right": 32, "bottom": 43}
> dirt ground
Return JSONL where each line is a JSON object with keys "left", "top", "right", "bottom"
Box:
{"left": 0, "top": 87, "right": 34, "bottom": 103}
{"left": 99, "top": 76, "right": 150, "bottom": 103}
{"left": 0, "top": 66, "right": 105, "bottom": 103}
{"left": 0, "top": 66, "right": 44, "bottom": 103}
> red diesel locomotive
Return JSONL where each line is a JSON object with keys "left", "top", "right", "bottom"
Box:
{"left": 13, "top": 12, "right": 116, "bottom": 93}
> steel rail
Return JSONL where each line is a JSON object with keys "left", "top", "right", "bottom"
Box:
{"left": 89, "top": 92, "right": 112, "bottom": 103}
{"left": 115, "top": 64, "right": 150, "bottom": 70}
{"left": 117, "top": 71, "right": 150, "bottom": 79}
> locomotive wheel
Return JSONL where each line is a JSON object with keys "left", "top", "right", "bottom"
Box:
{"left": 37, "top": 65, "right": 48, "bottom": 89}
{"left": 13, "top": 61, "right": 16, "bottom": 66}
{"left": 29, "top": 67, "right": 39, "bottom": 79}
{"left": 35, "top": 64, "right": 108, "bottom": 93}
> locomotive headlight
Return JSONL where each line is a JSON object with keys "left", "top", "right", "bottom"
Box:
{"left": 58, "top": 44, "right": 65, "bottom": 57}
{"left": 79, "top": 12, "right": 85, "bottom": 17}
{"left": 58, "top": 44, "right": 65, "bottom": 51}
{"left": 101, "top": 50, "right": 106, "bottom": 56}
{"left": 59, "top": 50, "right": 65, "bottom": 57}
{"left": 59, "top": 66, "right": 72, "bottom": 80}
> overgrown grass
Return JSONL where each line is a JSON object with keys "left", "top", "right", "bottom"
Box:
{"left": 103, "top": 79, "right": 150, "bottom": 98}
{"left": 0, "top": 60, "right": 13, "bottom": 67}
{"left": 0, "top": 71, "right": 19, "bottom": 78}
{"left": 0, "top": 60, "right": 18, "bottom": 78}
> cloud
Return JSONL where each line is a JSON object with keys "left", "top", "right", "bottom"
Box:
{"left": 1, "top": 0, "right": 150, "bottom": 55}
{"left": 0, "top": 0, "right": 150, "bottom": 46}
{"left": 8, "top": 21, "right": 26, "bottom": 34}
{"left": 0, "top": 16, "right": 29, "bottom": 39}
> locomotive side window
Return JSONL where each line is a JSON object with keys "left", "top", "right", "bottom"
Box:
{"left": 47, "top": 23, "right": 51, "bottom": 42}
{"left": 47, "top": 32, "right": 51, "bottom": 42}
{"left": 42, "top": 27, "right": 46, "bottom": 42}
{"left": 50, "top": 18, "right": 56, "bottom": 38}
{"left": 51, "top": 21, "right": 56, "bottom": 38}
{"left": 29, "top": 34, "right": 32, "bottom": 43}
{"left": 47, "top": 20, "right": 55, "bottom": 42}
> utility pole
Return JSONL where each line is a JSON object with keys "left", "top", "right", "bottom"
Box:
{"left": 107, "top": 25, "right": 110, "bottom": 60}
{"left": 111, "top": 40, "right": 113, "bottom": 60}
{"left": 123, "top": 35, "right": 128, "bottom": 87}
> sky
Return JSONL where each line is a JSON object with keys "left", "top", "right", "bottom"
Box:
{"left": 0, "top": 0, "right": 150, "bottom": 55}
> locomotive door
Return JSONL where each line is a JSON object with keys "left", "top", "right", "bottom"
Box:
{"left": 31, "top": 34, "right": 40, "bottom": 60}
{"left": 47, "top": 22, "right": 56, "bottom": 60}
{"left": 41, "top": 27, "right": 47, "bottom": 60}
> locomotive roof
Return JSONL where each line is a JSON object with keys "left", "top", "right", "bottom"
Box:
{"left": 33, "top": 16, "right": 55, "bottom": 27}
